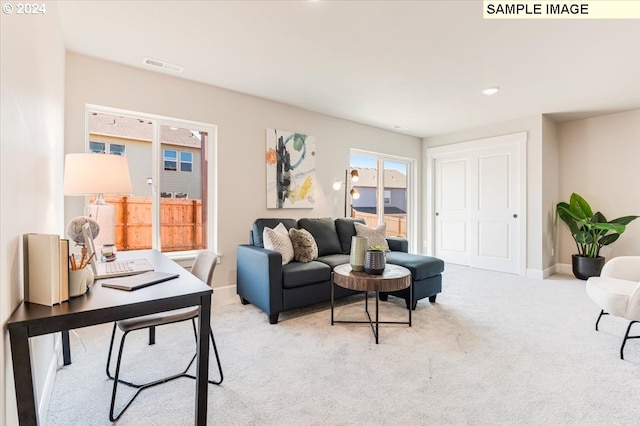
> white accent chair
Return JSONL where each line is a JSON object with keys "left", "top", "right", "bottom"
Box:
{"left": 586, "top": 256, "right": 640, "bottom": 360}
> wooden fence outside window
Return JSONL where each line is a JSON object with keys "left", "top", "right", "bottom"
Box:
{"left": 352, "top": 211, "right": 407, "bottom": 238}
{"left": 103, "top": 196, "right": 205, "bottom": 252}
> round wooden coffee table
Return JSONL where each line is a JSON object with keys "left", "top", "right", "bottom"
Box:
{"left": 331, "top": 263, "right": 412, "bottom": 344}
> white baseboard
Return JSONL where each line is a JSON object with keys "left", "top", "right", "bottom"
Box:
{"left": 555, "top": 263, "right": 572, "bottom": 276}
{"left": 213, "top": 284, "right": 238, "bottom": 307}
{"left": 41, "top": 337, "right": 61, "bottom": 422}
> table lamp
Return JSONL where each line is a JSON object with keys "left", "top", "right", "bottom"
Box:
{"left": 63, "top": 153, "right": 132, "bottom": 251}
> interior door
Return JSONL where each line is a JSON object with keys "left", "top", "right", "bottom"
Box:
{"left": 472, "top": 143, "right": 520, "bottom": 274}
{"left": 433, "top": 138, "right": 522, "bottom": 274}
{"left": 434, "top": 156, "right": 471, "bottom": 266}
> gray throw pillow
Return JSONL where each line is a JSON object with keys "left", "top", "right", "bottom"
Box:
{"left": 289, "top": 228, "right": 318, "bottom": 263}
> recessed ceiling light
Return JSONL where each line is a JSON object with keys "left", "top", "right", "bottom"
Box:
{"left": 482, "top": 87, "right": 500, "bottom": 95}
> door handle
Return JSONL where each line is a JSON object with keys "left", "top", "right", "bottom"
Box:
{"left": 513, "top": 213, "right": 518, "bottom": 218}
{"left": 435, "top": 212, "right": 439, "bottom": 216}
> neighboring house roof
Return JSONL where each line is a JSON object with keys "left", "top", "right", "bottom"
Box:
{"left": 353, "top": 206, "right": 406, "bottom": 215}
{"left": 352, "top": 168, "right": 406, "bottom": 189}
{"left": 89, "top": 112, "right": 201, "bottom": 148}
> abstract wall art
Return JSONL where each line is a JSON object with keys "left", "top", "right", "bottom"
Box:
{"left": 266, "top": 128, "right": 316, "bottom": 209}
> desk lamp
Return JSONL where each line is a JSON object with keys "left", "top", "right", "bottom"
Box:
{"left": 63, "top": 153, "right": 132, "bottom": 251}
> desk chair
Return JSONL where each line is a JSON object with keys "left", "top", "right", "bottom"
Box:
{"left": 105, "top": 251, "right": 223, "bottom": 421}
{"left": 586, "top": 256, "right": 640, "bottom": 360}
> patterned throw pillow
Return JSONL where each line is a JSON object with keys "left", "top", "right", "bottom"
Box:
{"left": 263, "top": 222, "right": 294, "bottom": 265}
{"left": 354, "top": 222, "right": 389, "bottom": 251}
{"left": 289, "top": 228, "right": 318, "bottom": 263}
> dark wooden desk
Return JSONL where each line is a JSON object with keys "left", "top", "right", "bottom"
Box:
{"left": 7, "top": 250, "right": 212, "bottom": 425}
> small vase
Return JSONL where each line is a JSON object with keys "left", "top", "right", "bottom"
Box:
{"left": 350, "top": 236, "right": 368, "bottom": 272}
{"left": 364, "top": 250, "right": 385, "bottom": 275}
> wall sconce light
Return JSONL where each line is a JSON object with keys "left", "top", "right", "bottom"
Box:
{"left": 334, "top": 169, "right": 360, "bottom": 217}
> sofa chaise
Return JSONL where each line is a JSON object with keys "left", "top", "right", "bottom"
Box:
{"left": 236, "top": 217, "right": 444, "bottom": 324}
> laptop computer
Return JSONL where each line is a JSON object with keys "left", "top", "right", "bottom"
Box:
{"left": 101, "top": 271, "right": 180, "bottom": 291}
{"left": 82, "top": 223, "right": 154, "bottom": 279}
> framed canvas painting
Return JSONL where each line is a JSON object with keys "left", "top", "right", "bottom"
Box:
{"left": 266, "top": 128, "right": 316, "bottom": 209}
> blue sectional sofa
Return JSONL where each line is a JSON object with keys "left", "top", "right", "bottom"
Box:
{"left": 236, "top": 217, "right": 444, "bottom": 324}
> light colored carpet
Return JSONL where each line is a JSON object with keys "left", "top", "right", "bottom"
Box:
{"left": 45, "top": 264, "right": 640, "bottom": 425}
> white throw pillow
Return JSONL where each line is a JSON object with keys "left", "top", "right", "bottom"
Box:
{"left": 263, "top": 223, "right": 295, "bottom": 265}
{"left": 354, "top": 222, "right": 389, "bottom": 251}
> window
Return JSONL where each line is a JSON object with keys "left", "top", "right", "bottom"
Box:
{"left": 164, "top": 150, "right": 177, "bottom": 171}
{"left": 384, "top": 190, "right": 391, "bottom": 205}
{"left": 180, "top": 151, "right": 193, "bottom": 172}
{"left": 88, "top": 109, "right": 216, "bottom": 255}
{"left": 110, "top": 144, "right": 125, "bottom": 156}
{"left": 350, "top": 152, "right": 412, "bottom": 243}
{"left": 89, "top": 142, "right": 105, "bottom": 153}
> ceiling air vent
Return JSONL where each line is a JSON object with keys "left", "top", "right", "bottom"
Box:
{"left": 143, "top": 57, "right": 184, "bottom": 73}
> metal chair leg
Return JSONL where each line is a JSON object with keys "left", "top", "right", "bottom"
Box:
{"left": 620, "top": 320, "right": 639, "bottom": 360}
{"left": 595, "top": 309, "right": 609, "bottom": 331}
{"left": 187, "top": 318, "right": 223, "bottom": 384}
{"left": 106, "top": 317, "right": 224, "bottom": 420}
{"left": 106, "top": 323, "right": 118, "bottom": 379}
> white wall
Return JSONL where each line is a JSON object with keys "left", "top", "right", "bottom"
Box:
{"left": 64, "top": 53, "right": 423, "bottom": 302}
{"left": 557, "top": 109, "right": 640, "bottom": 264}
{"left": 1, "top": 4, "right": 66, "bottom": 424}
{"left": 423, "top": 116, "right": 550, "bottom": 276}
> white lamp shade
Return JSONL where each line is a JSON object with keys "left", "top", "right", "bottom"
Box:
{"left": 63, "top": 153, "right": 132, "bottom": 195}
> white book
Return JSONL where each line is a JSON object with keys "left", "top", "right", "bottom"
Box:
{"left": 23, "top": 233, "right": 61, "bottom": 306}
{"left": 60, "top": 239, "right": 70, "bottom": 302}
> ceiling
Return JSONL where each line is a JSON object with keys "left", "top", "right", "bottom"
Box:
{"left": 56, "top": 1, "right": 640, "bottom": 138}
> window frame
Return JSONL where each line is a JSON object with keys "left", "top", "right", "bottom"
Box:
{"left": 163, "top": 149, "right": 177, "bottom": 171}
{"left": 110, "top": 143, "right": 126, "bottom": 156}
{"left": 350, "top": 149, "right": 416, "bottom": 252}
{"left": 89, "top": 141, "right": 106, "bottom": 154}
{"left": 85, "top": 104, "right": 218, "bottom": 259}
{"left": 180, "top": 151, "right": 193, "bottom": 173}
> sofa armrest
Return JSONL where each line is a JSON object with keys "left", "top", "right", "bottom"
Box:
{"left": 236, "top": 245, "right": 283, "bottom": 316}
{"left": 387, "top": 237, "right": 408, "bottom": 253}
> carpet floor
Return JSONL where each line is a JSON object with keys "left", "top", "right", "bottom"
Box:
{"left": 45, "top": 264, "right": 640, "bottom": 425}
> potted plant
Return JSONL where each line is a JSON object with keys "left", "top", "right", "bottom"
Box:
{"left": 556, "top": 193, "right": 638, "bottom": 280}
{"left": 364, "top": 245, "right": 387, "bottom": 275}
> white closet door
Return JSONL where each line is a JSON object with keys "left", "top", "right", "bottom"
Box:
{"left": 471, "top": 143, "right": 520, "bottom": 274}
{"left": 434, "top": 156, "right": 471, "bottom": 266}
{"left": 432, "top": 137, "right": 523, "bottom": 274}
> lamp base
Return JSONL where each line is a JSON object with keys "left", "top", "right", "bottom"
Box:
{"left": 85, "top": 197, "right": 115, "bottom": 252}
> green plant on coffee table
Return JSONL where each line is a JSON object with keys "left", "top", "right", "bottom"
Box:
{"left": 556, "top": 193, "right": 639, "bottom": 258}
{"left": 369, "top": 244, "right": 387, "bottom": 252}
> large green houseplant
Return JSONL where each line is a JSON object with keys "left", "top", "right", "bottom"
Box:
{"left": 556, "top": 193, "right": 638, "bottom": 279}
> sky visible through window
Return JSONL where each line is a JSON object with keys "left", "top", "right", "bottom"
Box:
{"left": 350, "top": 155, "right": 407, "bottom": 174}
